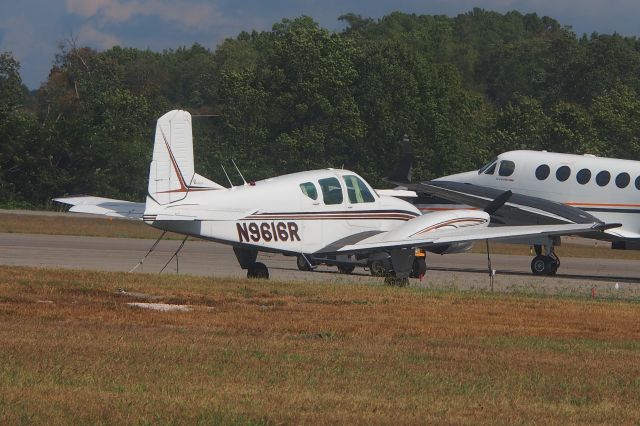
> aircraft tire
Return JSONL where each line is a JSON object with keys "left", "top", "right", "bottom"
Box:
{"left": 337, "top": 264, "right": 356, "bottom": 274}
{"left": 247, "top": 262, "right": 269, "bottom": 279}
{"left": 531, "top": 255, "right": 547, "bottom": 275}
{"left": 410, "top": 258, "right": 427, "bottom": 278}
{"left": 369, "top": 260, "right": 388, "bottom": 277}
{"left": 531, "top": 255, "right": 559, "bottom": 276}
{"left": 545, "top": 256, "right": 559, "bottom": 276}
{"left": 296, "top": 254, "right": 312, "bottom": 271}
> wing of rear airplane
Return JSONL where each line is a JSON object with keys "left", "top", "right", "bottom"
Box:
{"left": 318, "top": 222, "right": 617, "bottom": 254}
{"left": 398, "top": 180, "right": 599, "bottom": 225}
{"left": 54, "top": 196, "right": 145, "bottom": 219}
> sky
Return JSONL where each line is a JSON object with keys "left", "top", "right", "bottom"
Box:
{"left": 2, "top": 0, "right": 640, "bottom": 89}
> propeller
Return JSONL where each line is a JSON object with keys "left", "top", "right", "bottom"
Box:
{"left": 484, "top": 190, "right": 512, "bottom": 215}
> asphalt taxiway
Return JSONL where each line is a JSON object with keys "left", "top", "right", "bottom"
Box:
{"left": 2, "top": 232, "right": 639, "bottom": 298}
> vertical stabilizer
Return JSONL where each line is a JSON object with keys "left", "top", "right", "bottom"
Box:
{"left": 146, "top": 110, "right": 224, "bottom": 206}
{"left": 148, "top": 110, "right": 194, "bottom": 205}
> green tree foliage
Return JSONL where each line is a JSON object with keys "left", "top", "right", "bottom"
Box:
{"left": 0, "top": 52, "right": 45, "bottom": 206}
{"left": 5, "top": 10, "right": 640, "bottom": 207}
{"left": 591, "top": 84, "right": 640, "bottom": 158}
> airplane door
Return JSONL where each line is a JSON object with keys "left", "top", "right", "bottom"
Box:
{"left": 343, "top": 175, "right": 378, "bottom": 229}
{"left": 298, "top": 181, "right": 322, "bottom": 246}
{"left": 317, "top": 177, "right": 350, "bottom": 244}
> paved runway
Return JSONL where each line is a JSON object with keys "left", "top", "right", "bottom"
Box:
{"left": 2, "top": 232, "right": 639, "bottom": 298}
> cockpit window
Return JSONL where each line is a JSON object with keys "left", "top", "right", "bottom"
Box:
{"left": 343, "top": 175, "right": 375, "bottom": 203}
{"left": 484, "top": 162, "right": 497, "bottom": 175}
{"left": 478, "top": 158, "right": 497, "bottom": 175}
{"left": 498, "top": 160, "right": 515, "bottom": 177}
{"left": 299, "top": 182, "right": 318, "bottom": 200}
{"left": 318, "top": 177, "right": 343, "bottom": 205}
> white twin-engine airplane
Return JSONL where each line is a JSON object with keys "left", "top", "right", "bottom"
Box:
{"left": 402, "top": 150, "right": 640, "bottom": 276}
{"left": 55, "top": 110, "right": 614, "bottom": 285}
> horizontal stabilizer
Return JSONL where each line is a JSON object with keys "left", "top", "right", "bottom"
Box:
{"left": 54, "top": 196, "right": 144, "bottom": 220}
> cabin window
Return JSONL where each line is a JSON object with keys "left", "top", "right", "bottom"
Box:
{"left": 478, "top": 158, "right": 497, "bottom": 174}
{"left": 299, "top": 182, "right": 318, "bottom": 200}
{"left": 318, "top": 177, "right": 343, "bottom": 205}
{"left": 343, "top": 175, "right": 375, "bottom": 203}
{"left": 576, "top": 168, "right": 591, "bottom": 185}
{"left": 636, "top": 176, "right": 640, "bottom": 190}
{"left": 596, "top": 171, "right": 611, "bottom": 187}
{"left": 616, "top": 172, "right": 630, "bottom": 188}
{"left": 556, "top": 166, "right": 571, "bottom": 182}
{"left": 535, "top": 164, "right": 550, "bottom": 180}
{"left": 498, "top": 160, "right": 515, "bottom": 177}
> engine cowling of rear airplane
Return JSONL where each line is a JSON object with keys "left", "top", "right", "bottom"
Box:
{"left": 385, "top": 210, "right": 490, "bottom": 253}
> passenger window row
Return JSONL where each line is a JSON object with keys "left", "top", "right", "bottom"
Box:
{"left": 535, "top": 164, "right": 639, "bottom": 189}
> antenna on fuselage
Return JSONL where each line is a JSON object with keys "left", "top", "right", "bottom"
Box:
{"left": 221, "top": 165, "right": 234, "bottom": 188}
{"left": 231, "top": 159, "right": 248, "bottom": 185}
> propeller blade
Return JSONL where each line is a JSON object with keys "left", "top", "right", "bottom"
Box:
{"left": 484, "top": 190, "right": 512, "bottom": 215}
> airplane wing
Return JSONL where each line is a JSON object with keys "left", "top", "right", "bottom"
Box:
{"left": 318, "top": 222, "right": 617, "bottom": 255}
{"left": 398, "top": 180, "right": 600, "bottom": 225}
{"left": 54, "top": 196, "right": 144, "bottom": 219}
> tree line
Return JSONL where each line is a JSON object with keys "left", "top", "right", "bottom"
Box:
{"left": 2, "top": 9, "right": 640, "bottom": 208}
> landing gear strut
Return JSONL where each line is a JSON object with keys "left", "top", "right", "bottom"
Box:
{"left": 296, "top": 254, "right": 313, "bottom": 271}
{"left": 409, "top": 257, "right": 427, "bottom": 279}
{"left": 234, "top": 247, "right": 270, "bottom": 279}
{"left": 530, "top": 243, "right": 560, "bottom": 276}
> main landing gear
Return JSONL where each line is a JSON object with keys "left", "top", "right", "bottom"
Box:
{"left": 234, "top": 247, "right": 270, "bottom": 279}
{"left": 247, "top": 262, "right": 269, "bottom": 279}
{"left": 378, "top": 249, "right": 427, "bottom": 287}
{"left": 530, "top": 244, "right": 560, "bottom": 276}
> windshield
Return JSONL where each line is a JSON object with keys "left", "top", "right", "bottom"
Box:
{"left": 343, "top": 175, "right": 375, "bottom": 203}
{"left": 478, "top": 158, "right": 497, "bottom": 175}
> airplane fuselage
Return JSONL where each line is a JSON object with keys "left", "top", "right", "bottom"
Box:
{"left": 145, "top": 168, "right": 426, "bottom": 254}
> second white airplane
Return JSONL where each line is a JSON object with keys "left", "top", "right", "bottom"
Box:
{"left": 56, "top": 110, "right": 614, "bottom": 285}
{"left": 404, "top": 150, "right": 640, "bottom": 276}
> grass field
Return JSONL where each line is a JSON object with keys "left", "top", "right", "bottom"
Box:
{"left": 2, "top": 211, "right": 640, "bottom": 260}
{"left": 1, "top": 266, "right": 639, "bottom": 424}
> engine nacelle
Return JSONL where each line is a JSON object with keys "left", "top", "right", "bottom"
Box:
{"left": 384, "top": 209, "right": 490, "bottom": 242}
{"left": 427, "top": 241, "right": 473, "bottom": 255}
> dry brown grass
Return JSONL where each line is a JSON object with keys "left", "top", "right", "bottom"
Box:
{"left": 0, "top": 212, "right": 170, "bottom": 239}
{"left": 1, "top": 266, "right": 639, "bottom": 424}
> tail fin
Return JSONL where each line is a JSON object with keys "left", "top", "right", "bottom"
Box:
{"left": 386, "top": 134, "right": 413, "bottom": 183}
{"left": 147, "top": 110, "right": 223, "bottom": 205}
